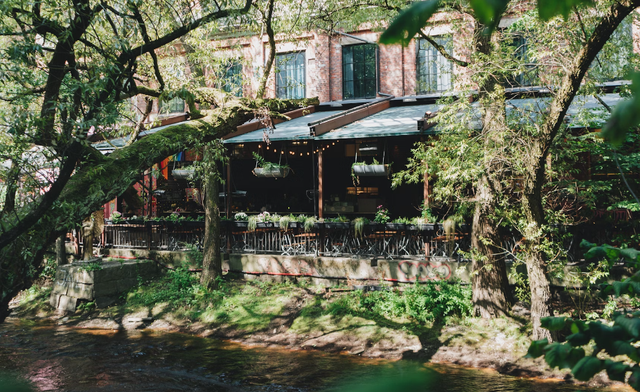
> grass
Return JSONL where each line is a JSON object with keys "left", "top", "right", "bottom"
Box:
{"left": 16, "top": 271, "right": 534, "bottom": 361}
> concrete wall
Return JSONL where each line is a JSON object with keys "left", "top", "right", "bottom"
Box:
{"left": 50, "top": 260, "right": 159, "bottom": 312}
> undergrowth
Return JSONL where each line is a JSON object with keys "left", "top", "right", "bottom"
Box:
{"left": 304, "top": 281, "right": 473, "bottom": 325}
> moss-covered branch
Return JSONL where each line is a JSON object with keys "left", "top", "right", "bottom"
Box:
{"left": 0, "top": 96, "right": 318, "bottom": 324}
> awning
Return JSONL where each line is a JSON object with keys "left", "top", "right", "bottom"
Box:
{"left": 314, "top": 103, "right": 441, "bottom": 141}
{"left": 222, "top": 110, "right": 344, "bottom": 144}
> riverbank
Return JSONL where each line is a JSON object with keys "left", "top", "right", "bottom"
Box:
{"left": 8, "top": 271, "right": 622, "bottom": 390}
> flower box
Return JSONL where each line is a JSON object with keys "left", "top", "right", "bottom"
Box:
{"left": 385, "top": 223, "right": 406, "bottom": 230}
{"left": 352, "top": 164, "right": 391, "bottom": 177}
{"left": 172, "top": 169, "right": 195, "bottom": 180}
{"left": 253, "top": 167, "right": 290, "bottom": 178}
{"left": 324, "top": 222, "right": 350, "bottom": 230}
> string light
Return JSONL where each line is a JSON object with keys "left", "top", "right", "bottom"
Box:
{"left": 273, "top": 148, "right": 277, "bottom": 153}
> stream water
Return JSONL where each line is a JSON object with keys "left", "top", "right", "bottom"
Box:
{"left": 0, "top": 319, "right": 616, "bottom": 392}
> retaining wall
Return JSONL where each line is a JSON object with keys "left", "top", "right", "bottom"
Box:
{"left": 50, "top": 259, "right": 159, "bottom": 312}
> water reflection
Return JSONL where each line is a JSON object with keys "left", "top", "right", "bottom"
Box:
{"left": 0, "top": 319, "right": 616, "bottom": 392}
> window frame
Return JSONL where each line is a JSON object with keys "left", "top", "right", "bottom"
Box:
{"left": 342, "top": 43, "right": 377, "bottom": 100}
{"left": 221, "top": 60, "right": 243, "bottom": 97}
{"left": 275, "top": 51, "right": 306, "bottom": 99}
{"left": 416, "top": 35, "right": 454, "bottom": 94}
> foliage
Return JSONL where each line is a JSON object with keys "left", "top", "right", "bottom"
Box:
{"left": 252, "top": 152, "right": 290, "bottom": 170}
{"left": 80, "top": 261, "right": 103, "bottom": 272}
{"left": 110, "top": 211, "right": 124, "bottom": 224}
{"left": 374, "top": 205, "right": 390, "bottom": 224}
{"left": 352, "top": 217, "right": 369, "bottom": 238}
{"left": 39, "top": 256, "right": 57, "bottom": 281}
{"left": 303, "top": 216, "right": 317, "bottom": 232}
{"left": 319, "top": 281, "right": 472, "bottom": 324}
{"left": 279, "top": 215, "right": 292, "bottom": 231}
{"left": 528, "top": 244, "right": 640, "bottom": 388}
{"left": 234, "top": 212, "right": 249, "bottom": 221}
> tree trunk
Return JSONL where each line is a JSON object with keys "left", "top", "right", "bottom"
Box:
{"left": 521, "top": 161, "right": 555, "bottom": 340}
{"left": 471, "top": 174, "right": 512, "bottom": 317}
{"left": 468, "top": 25, "right": 513, "bottom": 318}
{"left": 1, "top": 160, "right": 20, "bottom": 216}
{"left": 201, "top": 152, "right": 222, "bottom": 290}
{"left": 56, "top": 235, "right": 67, "bottom": 265}
{"left": 82, "top": 223, "right": 94, "bottom": 261}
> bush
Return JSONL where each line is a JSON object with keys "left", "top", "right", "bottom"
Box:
{"left": 360, "top": 282, "right": 472, "bottom": 323}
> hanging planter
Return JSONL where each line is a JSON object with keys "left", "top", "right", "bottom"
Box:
{"left": 172, "top": 168, "right": 195, "bottom": 180}
{"left": 252, "top": 152, "right": 291, "bottom": 178}
{"left": 253, "top": 167, "right": 290, "bottom": 178}
{"left": 352, "top": 164, "right": 391, "bottom": 177}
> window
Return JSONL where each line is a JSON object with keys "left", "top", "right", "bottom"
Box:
{"left": 342, "top": 44, "right": 377, "bottom": 100}
{"left": 159, "top": 97, "right": 185, "bottom": 115}
{"left": 590, "top": 18, "right": 633, "bottom": 82}
{"left": 417, "top": 36, "right": 453, "bottom": 94}
{"left": 221, "top": 61, "right": 243, "bottom": 97}
{"left": 502, "top": 34, "right": 538, "bottom": 87}
{"left": 275, "top": 52, "right": 305, "bottom": 99}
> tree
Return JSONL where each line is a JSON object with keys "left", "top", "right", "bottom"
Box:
{"left": 0, "top": 0, "right": 318, "bottom": 323}
{"left": 383, "top": 0, "right": 640, "bottom": 339}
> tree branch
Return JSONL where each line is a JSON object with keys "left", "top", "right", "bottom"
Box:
{"left": 257, "top": 0, "right": 276, "bottom": 99}
{"left": 418, "top": 30, "right": 469, "bottom": 67}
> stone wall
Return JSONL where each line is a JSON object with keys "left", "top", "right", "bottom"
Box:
{"left": 50, "top": 259, "right": 159, "bottom": 312}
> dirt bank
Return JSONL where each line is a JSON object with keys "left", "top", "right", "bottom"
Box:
{"left": 7, "top": 285, "right": 623, "bottom": 390}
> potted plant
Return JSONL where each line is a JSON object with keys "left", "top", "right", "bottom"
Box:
{"left": 352, "top": 217, "right": 369, "bottom": 238}
{"left": 373, "top": 205, "right": 390, "bottom": 230}
{"left": 110, "top": 211, "right": 124, "bottom": 224}
{"left": 279, "top": 215, "right": 293, "bottom": 232}
{"left": 303, "top": 217, "right": 317, "bottom": 233}
{"left": 351, "top": 158, "right": 391, "bottom": 185}
{"left": 387, "top": 217, "right": 410, "bottom": 231}
{"left": 252, "top": 152, "right": 291, "bottom": 178}
{"left": 324, "top": 215, "right": 350, "bottom": 230}
{"left": 172, "top": 166, "right": 196, "bottom": 180}
{"left": 234, "top": 212, "right": 249, "bottom": 229}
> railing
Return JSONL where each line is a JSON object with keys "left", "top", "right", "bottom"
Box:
{"left": 95, "top": 221, "right": 471, "bottom": 260}
{"left": 79, "top": 220, "right": 636, "bottom": 262}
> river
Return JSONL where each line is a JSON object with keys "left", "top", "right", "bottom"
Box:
{"left": 0, "top": 319, "right": 616, "bottom": 392}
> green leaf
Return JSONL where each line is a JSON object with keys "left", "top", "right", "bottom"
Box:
{"left": 469, "top": 0, "right": 510, "bottom": 31}
{"left": 571, "top": 356, "right": 602, "bottom": 381}
{"left": 620, "top": 248, "right": 640, "bottom": 263}
{"left": 615, "top": 314, "right": 640, "bottom": 339}
{"left": 609, "top": 340, "right": 640, "bottom": 363}
{"left": 612, "top": 281, "right": 632, "bottom": 297}
{"left": 544, "top": 342, "right": 572, "bottom": 369}
{"left": 541, "top": 316, "right": 568, "bottom": 331}
{"left": 601, "top": 72, "right": 640, "bottom": 146}
{"left": 570, "top": 320, "right": 588, "bottom": 334}
{"left": 379, "top": 1, "right": 441, "bottom": 47}
{"left": 589, "top": 322, "right": 628, "bottom": 351}
{"left": 525, "top": 338, "right": 548, "bottom": 358}
{"left": 565, "top": 347, "right": 586, "bottom": 369}
{"left": 580, "top": 239, "right": 597, "bottom": 249}
{"left": 566, "top": 332, "right": 591, "bottom": 347}
{"left": 603, "top": 359, "right": 629, "bottom": 382}
{"left": 630, "top": 369, "right": 640, "bottom": 391}
{"left": 537, "top": 0, "right": 593, "bottom": 21}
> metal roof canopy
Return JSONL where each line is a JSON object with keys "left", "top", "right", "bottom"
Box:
{"left": 314, "top": 103, "right": 441, "bottom": 141}
{"left": 222, "top": 110, "right": 344, "bottom": 144}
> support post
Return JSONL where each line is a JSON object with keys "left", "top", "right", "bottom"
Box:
{"left": 423, "top": 164, "right": 430, "bottom": 210}
{"left": 318, "top": 151, "right": 324, "bottom": 219}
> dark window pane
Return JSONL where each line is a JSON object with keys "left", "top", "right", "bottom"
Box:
{"left": 342, "top": 44, "right": 376, "bottom": 100}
